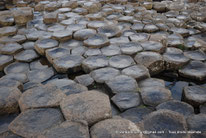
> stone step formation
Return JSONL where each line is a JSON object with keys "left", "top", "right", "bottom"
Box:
{"left": 0, "top": 0, "right": 206, "bottom": 138}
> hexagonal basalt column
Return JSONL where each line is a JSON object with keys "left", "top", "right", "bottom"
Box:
{"left": 53, "top": 55, "right": 84, "bottom": 73}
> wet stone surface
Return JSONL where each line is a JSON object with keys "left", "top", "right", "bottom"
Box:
{"left": 0, "top": 0, "right": 206, "bottom": 137}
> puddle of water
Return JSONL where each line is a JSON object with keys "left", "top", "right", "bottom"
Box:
{"left": 154, "top": 71, "right": 206, "bottom": 101}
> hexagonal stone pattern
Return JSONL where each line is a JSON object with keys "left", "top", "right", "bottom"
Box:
{"left": 139, "top": 78, "right": 165, "bottom": 88}
{"left": 163, "top": 47, "right": 189, "bottom": 70}
{"left": 74, "top": 29, "right": 96, "bottom": 41}
{"left": 140, "top": 41, "right": 164, "bottom": 53}
{"left": 18, "top": 84, "right": 65, "bottom": 111}
{"left": 52, "top": 30, "right": 72, "bottom": 42}
{"left": 141, "top": 110, "right": 189, "bottom": 138}
{"left": 82, "top": 55, "right": 108, "bottom": 73}
{"left": 45, "top": 47, "right": 70, "bottom": 64}
{"left": 27, "top": 67, "right": 54, "bottom": 83}
{"left": 14, "top": 49, "right": 39, "bottom": 62}
{"left": 120, "top": 42, "right": 143, "bottom": 55}
{"left": 97, "top": 25, "right": 121, "bottom": 38}
{"left": 109, "top": 55, "right": 135, "bottom": 69}
{"left": 83, "top": 34, "right": 110, "bottom": 48}
{"left": 60, "top": 90, "right": 112, "bottom": 125}
{"left": 120, "top": 107, "right": 153, "bottom": 124}
{"left": 183, "top": 85, "right": 206, "bottom": 107}
{"left": 90, "top": 118, "right": 143, "bottom": 138}
{"left": 111, "top": 92, "right": 141, "bottom": 111}
{"left": 84, "top": 48, "right": 101, "bottom": 57}
{"left": 0, "top": 78, "right": 23, "bottom": 91}
{"left": 38, "top": 121, "right": 90, "bottom": 138}
{"left": 90, "top": 67, "right": 120, "bottom": 83}
{"left": 101, "top": 45, "right": 121, "bottom": 56}
{"left": 1, "top": 73, "right": 28, "bottom": 83}
{"left": 184, "top": 50, "right": 206, "bottom": 61}
{"left": 122, "top": 65, "right": 150, "bottom": 81}
{"left": 156, "top": 100, "right": 194, "bottom": 117}
{"left": 74, "top": 74, "right": 94, "bottom": 87}
{"left": 135, "top": 51, "right": 164, "bottom": 75}
{"left": 140, "top": 86, "right": 172, "bottom": 107}
{"left": 34, "top": 38, "right": 59, "bottom": 55}
{"left": 60, "top": 83, "right": 88, "bottom": 96}
{"left": 53, "top": 55, "right": 84, "bottom": 73}
{"left": 179, "top": 60, "right": 206, "bottom": 81}
{"left": 1, "top": 1, "right": 206, "bottom": 136}
{"left": 4, "top": 62, "right": 30, "bottom": 75}
{"left": 0, "top": 87, "right": 21, "bottom": 115}
{"left": 0, "top": 43, "right": 23, "bottom": 55}
{"left": 9, "top": 108, "right": 64, "bottom": 138}
{"left": 106, "top": 75, "right": 139, "bottom": 94}
{"left": 0, "top": 54, "right": 13, "bottom": 71}
{"left": 0, "top": 26, "right": 17, "bottom": 37}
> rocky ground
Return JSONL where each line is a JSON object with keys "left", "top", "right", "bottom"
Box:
{"left": 0, "top": 0, "right": 206, "bottom": 137}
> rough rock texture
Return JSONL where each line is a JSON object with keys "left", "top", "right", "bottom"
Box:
{"left": 141, "top": 110, "right": 189, "bottom": 138}
{"left": 9, "top": 108, "right": 64, "bottom": 138}
{"left": 156, "top": 100, "right": 194, "bottom": 117}
{"left": 187, "top": 114, "right": 206, "bottom": 138}
{"left": 106, "top": 75, "right": 139, "bottom": 94}
{"left": 0, "top": 87, "right": 21, "bottom": 115}
{"left": 183, "top": 85, "right": 206, "bottom": 107}
{"left": 140, "top": 86, "right": 172, "bottom": 107}
{"left": 135, "top": 52, "right": 164, "bottom": 75}
{"left": 179, "top": 60, "right": 206, "bottom": 81}
{"left": 18, "top": 84, "right": 65, "bottom": 111}
{"left": 38, "top": 121, "right": 90, "bottom": 138}
{"left": 90, "top": 118, "right": 143, "bottom": 138}
{"left": 111, "top": 92, "right": 141, "bottom": 111}
{"left": 60, "top": 90, "right": 112, "bottom": 125}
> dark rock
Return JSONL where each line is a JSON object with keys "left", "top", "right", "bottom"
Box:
{"left": 19, "top": 84, "right": 65, "bottom": 111}
{"left": 9, "top": 108, "right": 64, "bottom": 138}
{"left": 141, "top": 110, "right": 189, "bottom": 138}
{"left": 156, "top": 100, "right": 194, "bottom": 117}
{"left": 105, "top": 75, "right": 139, "bottom": 94}
{"left": 111, "top": 92, "right": 141, "bottom": 111}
